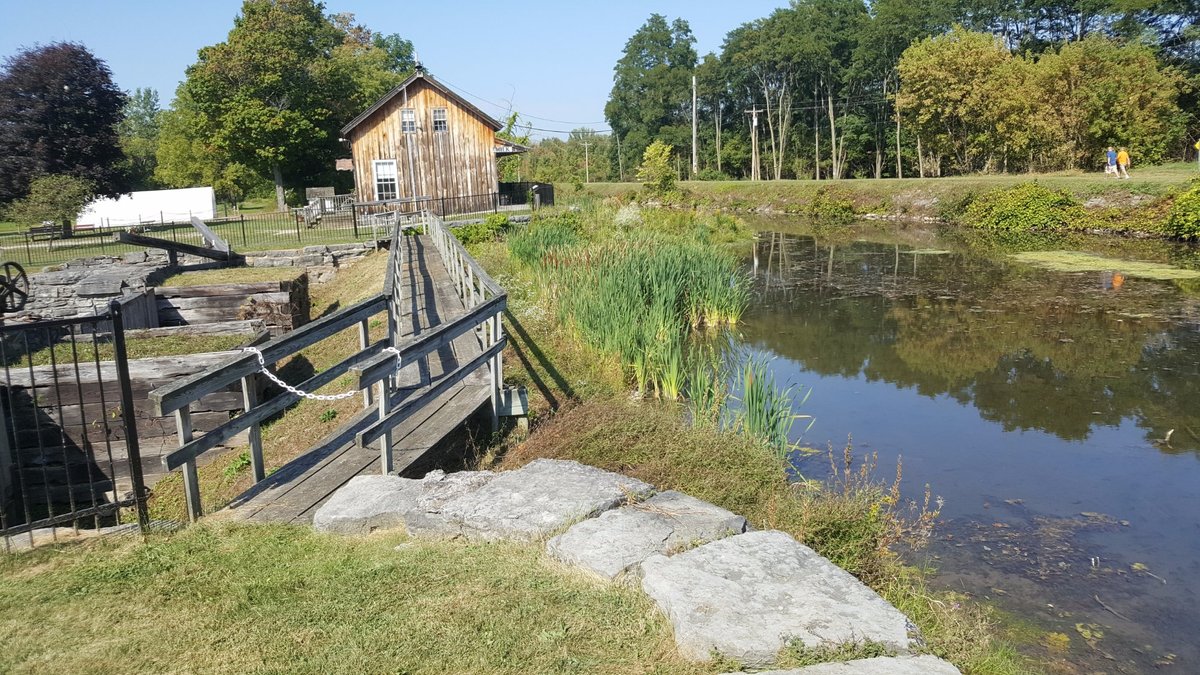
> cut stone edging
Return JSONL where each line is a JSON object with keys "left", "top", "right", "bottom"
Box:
{"left": 547, "top": 490, "right": 748, "bottom": 580}
{"left": 723, "top": 654, "right": 961, "bottom": 675}
{"left": 310, "top": 458, "right": 958, "bottom": 672}
{"left": 641, "top": 530, "right": 915, "bottom": 667}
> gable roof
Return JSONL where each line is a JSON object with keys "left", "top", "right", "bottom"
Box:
{"left": 340, "top": 72, "right": 503, "bottom": 136}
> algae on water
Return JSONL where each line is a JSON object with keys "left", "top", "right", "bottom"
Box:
{"left": 1008, "top": 251, "right": 1200, "bottom": 280}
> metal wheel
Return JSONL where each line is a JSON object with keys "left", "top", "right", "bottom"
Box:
{"left": 0, "top": 261, "right": 29, "bottom": 314}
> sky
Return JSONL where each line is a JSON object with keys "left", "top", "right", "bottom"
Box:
{"left": 0, "top": 0, "right": 786, "bottom": 140}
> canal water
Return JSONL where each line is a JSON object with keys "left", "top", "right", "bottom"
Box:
{"left": 738, "top": 221, "right": 1200, "bottom": 672}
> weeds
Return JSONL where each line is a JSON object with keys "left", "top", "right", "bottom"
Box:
{"left": 733, "top": 356, "right": 813, "bottom": 460}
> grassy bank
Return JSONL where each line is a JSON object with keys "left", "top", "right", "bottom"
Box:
{"left": 472, "top": 205, "right": 1032, "bottom": 673}
{"left": 575, "top": 163, "right": 1200, "bottom": 238}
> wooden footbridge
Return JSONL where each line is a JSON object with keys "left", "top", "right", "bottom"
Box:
{"left": 147, "top": 213, "right": 520, "bottom": 523}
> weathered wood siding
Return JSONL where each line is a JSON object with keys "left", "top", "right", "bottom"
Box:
{"left": 155, "top": 277, "right": 310, "bottom": 334}
{"left": 349, "top": 80, "right": 499, "bottom": 202}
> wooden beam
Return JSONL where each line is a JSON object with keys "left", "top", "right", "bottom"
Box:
{"left": 116, "top": 231, "right": 234, "bottom": 261}
{"left": 190, "top": 215, "right": 231, "bottom": 253}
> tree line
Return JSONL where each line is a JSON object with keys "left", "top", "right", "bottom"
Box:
{"left": 0, "top": 0, "right": 417, "bottom": 220}
{"left": 572, "top": 0, "right": 1199, "bottom": 182}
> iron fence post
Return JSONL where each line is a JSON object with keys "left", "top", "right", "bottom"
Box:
{"left": 295, "top": 211, "right": 302, "bottom": 243}
{"left": 493, "top": 192, "right": 499, "bottom": 214}
{"left": 24, "top": 235, "right": 32, "bottom": 265}
{"left": 352, "top": 204, "right": 360, "bottom": 238}
{"left": 108, "top": 299, "right": 150, "bottom": 534}
{"left": 240, "top": 215, "right": 247, "bottom": 247}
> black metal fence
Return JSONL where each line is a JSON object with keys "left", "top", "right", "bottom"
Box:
{"left": 2, "top": 185, "right": 554, "bottom": 271}
{"left": 0, "top": 300, "right": 149, "bottom": 550}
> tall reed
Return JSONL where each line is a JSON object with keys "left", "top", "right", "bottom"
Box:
{"left": 735, "top": 355, "right": 813, "bottom": 460}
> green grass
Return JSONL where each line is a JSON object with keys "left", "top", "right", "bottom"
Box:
{"left": 160, "top": 266, "right": 307, "bottom": 287}
{"left": 0, "top": 523, "right": 703, "bottom": 674}
{"left": 1008, "top": 251, "right": 1200, "bottom": 279}
{"left": 20, "top": 334, "right": 252, "bottom": 367}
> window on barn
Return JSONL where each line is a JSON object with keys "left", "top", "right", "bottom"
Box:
{"left": 432, "top": 108, "right": 448, "bottom": 133}
{"left": 400, "top": 108, "right": 416, "bottom": 133}
{"left": 373, "top": 160, "right": 398, "bottom": 201}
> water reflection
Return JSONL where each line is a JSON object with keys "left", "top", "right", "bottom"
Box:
{"left": 748, "top": 231, "right": 1200, "bottom": 453}
{"left": 741, "top": 226, "right": 1200, "bottom": 670}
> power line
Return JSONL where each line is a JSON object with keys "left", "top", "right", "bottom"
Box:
{"left": 435, "top": 75, "right": 608, "bottom": 128}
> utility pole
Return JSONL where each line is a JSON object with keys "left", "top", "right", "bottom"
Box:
{"left": 692, "top": 75, "right": 699, "bottom": 178}
{"left": 716, "top": 98, "right": 722, "bottom": 174}
{"left": 581, "top": 141, "right": 593, "bottom": 183}
{"left": 745, "top": 107, "right": 763, "bottom": 181}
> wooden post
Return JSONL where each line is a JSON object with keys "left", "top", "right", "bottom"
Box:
{"left": 175, "top": 407, "right": 201, "bottom": 522}
{"left": 377, "top": 379, "right": 393, "bottom": 474}
{"left": 358, "top": 318, "right": 373, "bottom": 408}
{"left": 241, "top": 374, "right": 264, "bottom": 482}
{"left": 490, "top": 310, "right": 503, "bottom": 431}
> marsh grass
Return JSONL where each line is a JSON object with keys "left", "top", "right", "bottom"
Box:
{"left": 733, "top": 356, "right": 813, "bottom": 460}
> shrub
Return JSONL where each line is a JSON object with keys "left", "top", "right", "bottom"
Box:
{"left": 696, "top": 167, "right": 731, "bottom": 181}
{"left": 636, "top": 140, "right": 676, "bottom": 195}
{"left": 1165, "top": 181, "right": 1200, "bottom": 240}
{"left": 962, "top": 182, "right": 1090, "bottom": 232}
{"left": 456, "top": 213, "right": 509, "bottom": 245}
{"left": 802, "top": 187, "right": 856, "bottom": 224}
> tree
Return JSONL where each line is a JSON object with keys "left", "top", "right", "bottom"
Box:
{"left": 119, "top": 88, "right": 161, "bottom": 190}
{"left": 0, "top": 42, "right": 129, "bottom": 204}
{"left": 183, "top": 0, "right": 359, "bottom": 210}
{"left": 155, "top": 87, "right": 266, "bottom": 206}
{"left": 3, "top": 174, "right": 95, "bottom": 227}
{"left": 605, "top": 15, "right": 697, "bottom": 178}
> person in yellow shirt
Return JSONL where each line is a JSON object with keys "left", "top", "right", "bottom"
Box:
{"left": 1116, "top": 147, "right": 1131, "bottom": 179}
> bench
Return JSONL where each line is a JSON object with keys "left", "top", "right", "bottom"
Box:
{"left": 25, "top": 224, "right": 66, "bottom": 244}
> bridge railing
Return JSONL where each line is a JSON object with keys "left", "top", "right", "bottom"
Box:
{"left": 148, "top": 210, "right": 511, "bottom": 522}
{"left": 148, "top": 294, "right": 390, "bottom": 522}
{"left": 352, "top": 211, "right": 508, "bottom": 472}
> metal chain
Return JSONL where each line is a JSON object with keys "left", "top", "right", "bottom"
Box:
{"left": 241, "top": 346, "right": 402, "bottom": 402}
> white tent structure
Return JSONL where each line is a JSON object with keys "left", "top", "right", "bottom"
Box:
{"left": 76, "top": 187, "right": 217, "bottom": 229}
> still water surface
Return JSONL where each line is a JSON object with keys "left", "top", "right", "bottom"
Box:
{"left": 738, "top": 222, "right": 1200, "bottom": 671}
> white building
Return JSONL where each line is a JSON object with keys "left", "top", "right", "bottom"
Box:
{"left": 76, "top": 187, "right": 217, "bottom": 229}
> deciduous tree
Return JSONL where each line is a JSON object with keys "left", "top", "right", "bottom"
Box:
{"left": 0, "top": 42, "right": 129, "bottom": 204}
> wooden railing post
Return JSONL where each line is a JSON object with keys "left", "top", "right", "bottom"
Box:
{"left": 175, "top": 407, "right": 201, "bottom": 521}
{"left": 490, "top": 310, "right": 503, "bottom": 431}
{"left": 358, "top": 317, "right": 373, "bottom": 408}
{"left": 378, "top": 378, "right": 393, "bottom": 474}
{"left": 241, "top": 374, "right": 265, "bottom": 482}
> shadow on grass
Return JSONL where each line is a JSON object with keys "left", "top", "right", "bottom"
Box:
{"left": 504, "top": 309, "right": 574, "bottom": 411}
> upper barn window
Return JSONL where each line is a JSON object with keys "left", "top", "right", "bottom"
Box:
{"left": 432, "top": 108, "right": 448, "bottom": 132}
{"left": 400, "top": 108, "right": 416, "bottom": 133}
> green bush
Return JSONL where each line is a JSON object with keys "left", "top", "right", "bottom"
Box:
{"left": 455, "top": 213, "right": 509, "bottom": 245}
{"left": 962, "top": 182, "right": 1090, "bottom": 232}
{"left": 1165, "top": 181, "right": 1200, "bottom": 240}
{"left": 636, "top": 140, "right": 676, "bottom": 195}
{"left": 802, "top": 187, "right": 856, "bottom": 224}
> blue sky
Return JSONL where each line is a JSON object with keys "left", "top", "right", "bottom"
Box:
{"left": 0, "top": 0, "right": 786, "bottom": 139}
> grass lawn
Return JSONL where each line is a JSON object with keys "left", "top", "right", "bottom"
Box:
{"left": 0, "top": 523, "right": 701, "bottom": 675}
{"left": 21, "top": 334, "right": 253, "bottom": 367}
{"left": 159, "top": 266, "right": 308, "bottom": 287}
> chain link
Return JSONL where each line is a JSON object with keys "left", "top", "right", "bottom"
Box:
{"left": 241, "top": 346, "right": 402, "bottom": 402}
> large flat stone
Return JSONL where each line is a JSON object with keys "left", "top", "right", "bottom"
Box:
{"left": 417, "top": 459, "right": 655, "bottom": 542}
{"left": 726, "top": 655, "right": 960, "bottom": 675}
{"left": 546, "top": 490, "right": 747, "bottom": 579}
{"left": 311, "top": 470, "right": 495, "bottom": 535}
{"left": 640, "top": 530, "right": 914, "bottom": 667}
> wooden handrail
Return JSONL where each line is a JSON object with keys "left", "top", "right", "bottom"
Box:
{"left": 149, "top": 293, "right": 387, "bottom": 416}
{"left": 162, "top": 339, "right": 389, "bottom": 471}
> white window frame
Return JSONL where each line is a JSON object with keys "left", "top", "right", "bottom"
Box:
{"left": 373, "top": 160, "right": 399, "bottom": 201}
{"left": 432, "top": 107, "right": 448, "bottom": 133}
{"left": 400, "top": 108, "right": 416, "bottom": 134}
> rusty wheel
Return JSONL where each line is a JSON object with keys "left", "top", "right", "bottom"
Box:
{"left": 0, "top": 261, "right": 29, "bottom": 314}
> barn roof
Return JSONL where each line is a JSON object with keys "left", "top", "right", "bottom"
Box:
{"left": 340, "top": 72, "right": 503, "bottom": 136}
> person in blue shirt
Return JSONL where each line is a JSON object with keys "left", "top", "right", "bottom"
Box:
{"left": 1105, "top": 147, "right": 1118, "bottom": 176}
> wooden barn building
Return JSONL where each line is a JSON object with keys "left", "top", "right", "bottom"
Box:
{"left": 340, "top": 71, "right": 528, "bottom": 209}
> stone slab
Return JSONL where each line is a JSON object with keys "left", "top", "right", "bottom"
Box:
{"left": 546, "top": 490, "right": 747, "bottom": 579}
{"left": 640, "top": 530, "right": 914, "bottom": 667}
{"left": 418, "top": 459, "right": 655, "bottom": 542}
{"left": 725, "top": 655, "right": 960, "bottom": 675}
{"left": 311, "top": 470, "right": 496, "bottom": 535}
